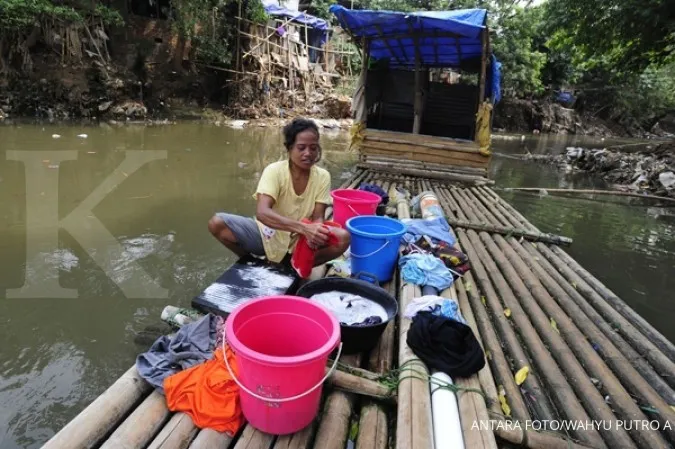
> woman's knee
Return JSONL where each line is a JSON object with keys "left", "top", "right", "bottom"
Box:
{"left": 208, "top": 215, "right": 236, "bottom": 243}
{"left": 334, "top": 228, "right": 350, "bottom": 252}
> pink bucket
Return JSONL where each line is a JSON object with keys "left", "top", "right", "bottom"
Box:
{"left": 224, "top": 296, "right": 341, "bottom": 435}
{"left": 330, "top": 189, "right": 381, "bottom": 228}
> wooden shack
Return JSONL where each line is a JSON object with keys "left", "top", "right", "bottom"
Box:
{"left": 330, "top": 7, "right": 502, "bottom": 181}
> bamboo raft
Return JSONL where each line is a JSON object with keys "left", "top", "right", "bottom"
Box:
{"left": 41, "top": 168, "right": 675, "bottom": 449}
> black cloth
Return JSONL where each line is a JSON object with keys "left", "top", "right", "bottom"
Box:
{"left": 406, "top": 311, "right": 485, "bottom": 378}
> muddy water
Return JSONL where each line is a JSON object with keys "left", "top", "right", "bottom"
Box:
{"left": 0, "top": 124, "right": 673, "bottom": 448}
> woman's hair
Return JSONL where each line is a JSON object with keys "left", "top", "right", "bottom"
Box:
{"left": 282, "top": 118, "right": 320, "bottom": 150}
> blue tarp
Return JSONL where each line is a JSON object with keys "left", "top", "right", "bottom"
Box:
{"left": 330, "top": 6, "right": 502, "bottom": 103}
{"left": 264, "top": 4, "right": 330, "bottom": 45}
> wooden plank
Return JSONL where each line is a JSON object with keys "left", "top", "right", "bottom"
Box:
{"left": 41, "top": 366, "right": 153, "bottom": 449}
{"left": 233, "top": 424, "right": 276, "bottom": 449}
{"left": 361, "top": 146, "right": 489, "bottom": 169}
{"left": 189, "top": 429, "right": 233, "bottom": 449}
{"left": 99, "top": 391, "right": 172, "bottom": 449}
{"left": 365, "top": 129, "right": 480, "bottom": 152}
{"left": 147, "top": 412, "right": 199, "bottom": 449}
{"left": 361, "top": 139, "right": 488, "bottom": 164}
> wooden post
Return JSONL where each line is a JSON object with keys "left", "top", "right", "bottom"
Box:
{"left": 478, "top": 28, "right": 488, "bottom": 105}
{"left": 413, "top": 36, "right": 423, "bottom": 134}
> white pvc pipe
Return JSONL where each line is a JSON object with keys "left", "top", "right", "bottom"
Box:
{"left": 430, "top": 371, "right": 465, "bottom": 449}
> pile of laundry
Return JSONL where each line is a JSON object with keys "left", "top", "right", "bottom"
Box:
{"left": 135, "top": 314, "right": 244, "bottom": 436}
{"left": 406, "top": 298, "right": 485, "bottom": 379}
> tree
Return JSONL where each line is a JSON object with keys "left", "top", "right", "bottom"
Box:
{"left": 546, "top": 0, "right": 675, "bottom": 73}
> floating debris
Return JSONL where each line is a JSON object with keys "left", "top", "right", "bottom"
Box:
{"left": 52, "top": 134, "right": 61, "bottom": 139}
{"left": 77, "top": 134, "right": 88, "bottom": 138}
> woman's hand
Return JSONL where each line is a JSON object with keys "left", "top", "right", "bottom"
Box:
{"left": 303, "top": 222, "right": 331, "bottom": 249}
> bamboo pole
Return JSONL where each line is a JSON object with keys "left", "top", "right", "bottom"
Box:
{"left": 504, "top": 187, "right": 675, "bottom": 204}
{"left": 453, "top": 232, "right": 607, "bottom": 447}
{"left": 233, "top": 424, "right": 275, "bottom": 448}
{"left": 522, "top": 242, "right": 675, "bottom": 403}
{"left": 493, "top": 235, "right": 673, "bottom": 448}
{"left": 445, "top": 217, "right": 572, "bottom": 246}
{"left": 355, "top": 403, "right": 388, "bottom": 449}
{"left": 463, "top": 187, "right": 513, "bottom": 228}
{"left": 477, "top": 232, "right": 647, "bottom": 449}
{"left": 326, "top": 367, "right": 392, "bottom": 401}
{"left": 551, "top": 245, "right": 675, "bottom": 361}
{"left": 492, "top": 423, "right": 600, "bottom": 449}
{"left": 147, "top": 413, "right": 198, "bottom": 449}
{"left": 480, "top": 186, "right": 539, "bottom": 233}
{"left": 99, "top": 391, "right": 171, "bottom": 449}
{"left": 537, "top": 245, "right": 675, "bottom": 388}
{"left": 439, "top": 194, "right": 559, "bottom": 423}
{"left": 273, "top": 421, "right": 316, "bottom": 449}
{"left": 396, "top": 197, "right": 434, "bottom": 449}
{"left": 188, "top": 429, "right": 232, "bottom": 449}
{"left": 357, "top": 163, "right": 492, "bottom": 185}
{"left": 366, "top": 155, "right": 487, "bottom": 176}
{"left": 507, "top": 239, "right": 675, "bottom": 426}
{"left": 470, "top": 187, "right": 536, "bottom": 234}
{"left": 311, "top": 391, "right": 353, "bottom": 449}
{"left": 41, "top": 366, "right": 153, "bottom": 449}
{"left": 441, "top": 285, "right": 499, "bottom": 449}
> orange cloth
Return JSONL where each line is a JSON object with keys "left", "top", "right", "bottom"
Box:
{"left": 163, "top": 347, "right": 244, "bottom": 435}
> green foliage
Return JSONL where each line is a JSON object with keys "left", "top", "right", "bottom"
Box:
{"left": 490, "top": 5, "right": 546, "bottom": 95}
{"left": 546, "top": 0, "right": 674, "bottom": 74}
{"left": 0, "top": 0, "right": 123, "bottom": 31}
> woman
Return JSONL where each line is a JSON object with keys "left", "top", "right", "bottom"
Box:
{"left": 208, "top": 118, "right": 350, "bottom": 269}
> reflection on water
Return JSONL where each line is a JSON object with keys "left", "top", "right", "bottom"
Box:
{"left": 0, "top": 124, "right": 673, "bottom": 448}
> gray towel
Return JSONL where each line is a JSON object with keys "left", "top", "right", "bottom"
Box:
{"left": 136, "top": 314, "right": 219, "bottom": 393}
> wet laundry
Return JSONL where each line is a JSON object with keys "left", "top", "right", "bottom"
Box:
{"left": 359, "top": 183, "right": 389, "bottom": 204}
{"left": 407, "top": 311, "right": 485, "bottom": 378}
{"left": 401, "top": 216, "right": 456, "bottom": 247}
{"left": 136, "top": 313, "right": 219, "bottom": 392}
{"left": 404, "top": 295, "right": 467, "bottom": 324}
{"left": 399, "top": 253, "right": 454, "bottom": 291}
{"left": 403, "top": 236, "right": 470, "bottom": 279}
{"left": 346, "top": 315, "right": 383, "bottom": 327}
{"left": 164, "top": 347, "right": 244, "bottom": 435}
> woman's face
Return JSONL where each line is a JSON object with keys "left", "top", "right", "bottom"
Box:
{"left": 288, "top": 129, "right": 320, "bottom": 171}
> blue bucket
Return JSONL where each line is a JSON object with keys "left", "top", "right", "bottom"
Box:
{"left": 346, "top": 216, "right": 407, "bottom": 283}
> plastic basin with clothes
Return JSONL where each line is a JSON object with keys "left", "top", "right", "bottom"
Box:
{"left": 346, "top": 216, "right": 406, "bottom": 283}
{"left": 295, "top": 276, "right": 399, "bottom": 354}
{"left": 223, "top": 296, "right": 341, "bottom": 435}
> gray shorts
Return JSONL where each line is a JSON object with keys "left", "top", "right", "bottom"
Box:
{"left": 215, "top": 213, "right": 265, "bottom": 257}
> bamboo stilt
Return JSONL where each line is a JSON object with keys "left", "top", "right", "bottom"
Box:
{"left": 99, "top": 391, "right": 171, "bottom": 449}
{"left": 147, "top": 413, "right": 198, "bottom": 449}
{"left": 41, "top": 366, "right": 153, "bottom": 449}
{"left": 551, "top": 245, "right": 675, "bottom": 361}
{"left": 537, "top": 244, "right": 675, "bottom": 387}
{"left": 494, "top": 235, "right": 673, "bottom": 447}
{"left": 188, "top": 429, "right": 232, "bottom": 449}
{"left": 523, "top": 242, "right": 675, "bottom": 403}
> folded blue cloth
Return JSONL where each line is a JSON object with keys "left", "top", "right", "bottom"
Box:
{"left": 399, "top": 253, "right": 454, "bottom": 290}
{"left": 401, "top": 216, "right": 456, "bottom": 247}
{"left": 359, "top": 183, "right": 389, "bottom": 205}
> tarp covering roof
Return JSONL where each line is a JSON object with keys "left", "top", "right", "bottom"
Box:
{"left": 264, "top": 4, "right": 330, "bottom": 43}
{"left": 329, "top": 6, "right": 487, "bottom": 68}
{"left": 330, "top": 6, "right": 502, "bottom": 103}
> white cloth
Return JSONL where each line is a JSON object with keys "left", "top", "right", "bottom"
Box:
{"left": 405, "top": 295, "right": 447, "bottom": 319}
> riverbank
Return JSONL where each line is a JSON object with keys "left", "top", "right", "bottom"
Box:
{"left": 516, "top": 140, "right": 675, "bottom": 198}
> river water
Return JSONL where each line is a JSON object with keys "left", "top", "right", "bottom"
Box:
{"left": 0, "top": 123, "right": 673, "bottom": 448}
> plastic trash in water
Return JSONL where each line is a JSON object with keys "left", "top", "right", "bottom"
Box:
{"left": 52, "top": 134, "right": 61, "bottom": 139}
{"left": 77, "top": 134, "right": 88, "bottom": 138}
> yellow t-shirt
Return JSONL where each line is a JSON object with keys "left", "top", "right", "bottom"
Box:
{"left": 253, "top": 160, "right": 331, "bottom": 263}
